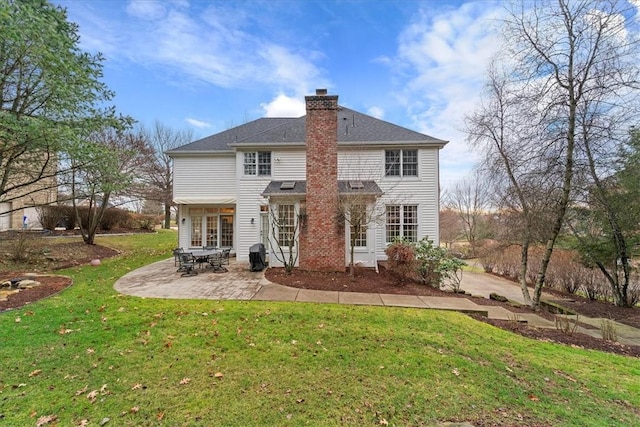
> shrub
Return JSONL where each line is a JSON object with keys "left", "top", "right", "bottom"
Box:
{"left": 36, "top": 205, "right": 63, "bottom": 230}
{"left": 384, "top": 239, "right": 416, "bottom": 284}
{"left": 600, "top": 319, "right": 617, "bottom": 341}
{"left": 129, "top": 213, "right": 159, "bottom": 231}
{"left": 57, "top": 205, "right": 77, "bottom": 230}
{"left": 414, "top": 238, "right": 466, "bottom": 290}
{"left": 555, "top": 315, "right": 579, "bottom": 335}
{"left": 9, "top": 232, "right": 35, "bottom": 262}
{"left": 100, "top": 208, "right": 131, "bottom": 230}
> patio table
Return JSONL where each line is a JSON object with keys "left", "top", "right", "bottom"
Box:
{"left": 190, "top": 249, "right": 222, "bottom": 270}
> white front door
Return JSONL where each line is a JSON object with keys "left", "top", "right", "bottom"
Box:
{"left": 260, "top": 212, "right": 270, "bottom": 255}
{"left": 345, "top": 203, "right": 376, "bottom": 268}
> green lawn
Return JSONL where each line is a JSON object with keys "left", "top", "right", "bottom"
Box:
{"left": 1, "top": 230, "right": 638, "bottom": 426}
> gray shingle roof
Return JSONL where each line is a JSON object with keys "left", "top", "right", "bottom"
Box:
{"left": 167, "top": 107, "right": 447, "bottom": 154}
{"left": 261, "top": 180, "right": 383, "bottom": 197}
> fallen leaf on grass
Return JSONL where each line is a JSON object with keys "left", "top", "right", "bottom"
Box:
{"left": 29, "top": 369, "right": 42, "bottom": 377}
{"left": 156, "top": 411, "right": 165, "bottom": 420}
{"left": 214, "top": 372, "right": 224, "bottom": 379}
{"left": 130, "top": 406, "right": 140, "bottom": 413}
{"left": 179, "top": 378, "right": 191, "bottom": 385}
{"left": 131, "top": 383, "right": 143, "bottom": 390}
{"left": 529, "top": 394, "right": 539, "bottom": 402}
{"left": 15, "top": 317, "right": 21, "bottom": 323}
{"left": 36, "top": 414, "right": 58, "bottom": 426}
{"left": 75, "top": 385, "right": 88, "bottom": 396}
{"left": 87, "top": 390, "right": 99, "bottom": 403}
{"left": 78, "top": 419, "right": 89, "bottom": 426}
{"left": 452, "top": 368, "right": 460, "bottom": 377}
{"left": 87, "top": 348, "right": 95, "bottom": 354}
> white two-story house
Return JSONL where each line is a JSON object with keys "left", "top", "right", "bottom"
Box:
{"left": 167, "top": 89, "right": 447, "bottom": 270}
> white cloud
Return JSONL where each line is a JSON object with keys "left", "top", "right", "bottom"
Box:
{"left": 390, "top": 2, "right": 504, "bottom": 189}
{"left": 185, "top": 118, "right": 212, "bottom": 128}
{"left": 126, "top": 0, "right": 167, "bottom": 20}
{"left": 73, "top": 1, "right": 328, "bottom": 95}
{"left": 367, "top": 106, "right": 385, "bottom": 119}
{"left": 260, "top": 93, "right": 305, "bottom": 117}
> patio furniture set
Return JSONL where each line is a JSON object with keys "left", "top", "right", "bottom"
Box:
{"left": 173, "top": 247, "right": 231, "bottom": 277}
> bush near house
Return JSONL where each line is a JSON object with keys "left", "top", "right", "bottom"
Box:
{"left": 385, "top": 238, "right": 466, "bottom": 290}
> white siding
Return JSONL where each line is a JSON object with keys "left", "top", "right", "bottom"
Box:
{"left": 338, "top": 150, "right": 383, "bottom": 180}
{"left": 374, "top": 147, "right": 440, "bottom": 259}
{"left": 174, "top": 145, "right": 441, "bottom": 266}
{"left": 234, "top": 149, "right": 306, "bottom": 262}
{"left": 173, "top": 155, "right": 236, "bottom": 198}
{"left": 272, "top": 149, "right": 306, "bottom": 180}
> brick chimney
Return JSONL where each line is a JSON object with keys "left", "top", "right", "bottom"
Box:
{"left": 299, "top": 89, "right": 345, "bottom": 271}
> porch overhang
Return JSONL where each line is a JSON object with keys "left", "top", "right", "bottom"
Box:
{"left": 173, "top": 197, "right": 236, "bottom": 205}
{"left": 261, "top": 180, "right": 383, "bottom": 198}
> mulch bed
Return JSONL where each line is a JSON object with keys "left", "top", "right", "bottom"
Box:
{"left": 0, "top": 275, "right": 72, "bottom": 312}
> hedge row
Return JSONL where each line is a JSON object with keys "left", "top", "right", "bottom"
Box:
{"left": 481, "top": 244, "right": 639, "bottom": 304}
{"left": 36, "top": 205, "right": 160, "bottom": 231}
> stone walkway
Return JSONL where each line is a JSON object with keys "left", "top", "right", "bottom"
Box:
{"left": 114, "top": 258, "right": 640, "bottom": 347}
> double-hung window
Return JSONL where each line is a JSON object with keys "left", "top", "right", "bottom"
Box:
{"left": 244, "top": 151, "right": 271, "bottom": 176}
{"left": 385, "top": 149, "right": 418, "bottom": 177}
{"left": 386, "top": 205, "right": 418, "bottom": 242}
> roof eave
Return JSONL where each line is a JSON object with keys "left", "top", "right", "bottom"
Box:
{"left": 166, "top": 150, "right": 235, "bottom": 157}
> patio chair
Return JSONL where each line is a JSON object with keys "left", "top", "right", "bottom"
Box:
{"left": 207, "top": 252, "right": 225, "bottom": 272}
{"left": 177, "top": 253, "right": 198, "bottom": 277}
{"left": 221, "top": 248, "right": 231, "bottom": 267}
{"left": 172, "top": 247, "right": 184, "bottom": 266}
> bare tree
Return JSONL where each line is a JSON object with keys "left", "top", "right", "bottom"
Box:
{"left": 468, "top": 0, "right": 640, "bottom": 308}
{"left": 337, "top": 188, "right": 385, "bottom": 279}
{"left": 268, "top": 201, "right": 301, "bottom": 273}
{"left": 138, "top": 121, "right": 193, "bottom": 229}
{"left": 439, "top": 207, "right": 462, "bottom": 250}
{"left": 444, "top": 170, "right": 491, "bottom": 257}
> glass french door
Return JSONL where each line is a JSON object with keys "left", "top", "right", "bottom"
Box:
{"left": 220, "top": 215, "right": 233, "bottom": 247}
{"left": 191, "top": 215, "right": 218, "bottom": 247}
{"left": 189, "top": 208, "right": 234, "bottom": 248}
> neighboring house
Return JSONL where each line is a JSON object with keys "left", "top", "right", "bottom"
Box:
{"left": 0, "top": 176, "right": 57, "bottom": 231}
{"left": 167, "top": 90, "right": 448, "bottom": 270}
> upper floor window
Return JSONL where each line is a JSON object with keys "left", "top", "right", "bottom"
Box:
{"left": 385, "top": 149, "right": 418, "bottom": 177}
{"left": 244, "top": 151, "right": 271, "bottom": 176}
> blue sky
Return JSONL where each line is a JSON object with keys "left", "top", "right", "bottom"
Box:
{"left": 56, "top": 0, "right": 507, "bottom": 188}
